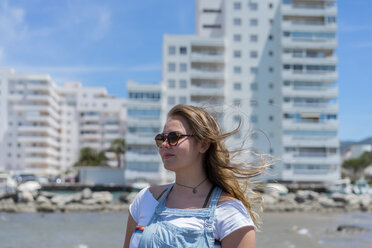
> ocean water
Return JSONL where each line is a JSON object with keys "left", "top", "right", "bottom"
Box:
{"left": 0, "top": 211, "right": 371, "bottom": 248}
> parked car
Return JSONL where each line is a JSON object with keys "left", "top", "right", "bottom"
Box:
{"left": 0, "top": 173, "right": 17, "bottom": 198}
{"left": 12, "top": 173, "right": 37, "bottom": 184}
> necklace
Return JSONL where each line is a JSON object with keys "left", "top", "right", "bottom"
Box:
{"left": 175, "top": 178, "right": 208, "bottom": 194}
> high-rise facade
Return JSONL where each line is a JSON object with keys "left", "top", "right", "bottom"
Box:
{"left": 127, "top": 0, "right": 339, "bottom": 183}
{"left": 0, "top": 69, "right": 126, "bottom": 175}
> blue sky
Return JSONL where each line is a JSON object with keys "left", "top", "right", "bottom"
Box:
{"left": 0, "top": 0, "right": 371, "bottom": 142}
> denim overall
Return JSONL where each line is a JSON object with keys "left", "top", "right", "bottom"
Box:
{"left": 138, "top": 184, "right": 222, "bottom": 248}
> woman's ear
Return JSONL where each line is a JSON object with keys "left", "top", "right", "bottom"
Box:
{"left": 199, "top": 141, "right": 210, "bottom": 154}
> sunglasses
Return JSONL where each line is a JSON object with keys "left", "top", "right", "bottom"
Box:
{"left": 155, "top": 132, "right": 193, "bottom": 147}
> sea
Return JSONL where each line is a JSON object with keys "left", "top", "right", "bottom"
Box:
{"left": 0, "top": 211, "right": 371, "bottom": 248}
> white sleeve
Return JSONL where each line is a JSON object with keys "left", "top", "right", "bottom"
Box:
{"left": 129, "top": 187, "right": 149, "bottom": 223}
{"left": 215, "top": 200, "right": 256, "bottom": 240}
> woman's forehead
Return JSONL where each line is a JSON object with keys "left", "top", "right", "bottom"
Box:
{"left": 163, "top": 115, "right": 190, "bottom": 132}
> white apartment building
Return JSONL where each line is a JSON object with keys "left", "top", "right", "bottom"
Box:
{"left": 125, "top": 81, "right": 163, "bottom": 184}
{"left": 0, "top": 69, "right": 126, "bottom": 175}
{"left": 161, "top": 0, "right": 339, "bottom": 182}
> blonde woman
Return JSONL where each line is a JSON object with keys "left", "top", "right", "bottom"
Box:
{"left": 124, "top": 104, "right": 266, "bottom": 248}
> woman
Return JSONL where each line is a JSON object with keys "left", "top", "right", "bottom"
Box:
{"left": 124, "top": 104, "right": 267, "bottom": 248}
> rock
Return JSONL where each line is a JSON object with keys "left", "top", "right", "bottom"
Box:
{"left": 319, "top": 196, "right": 344, "bottom": 208}
{"left": 18, "top": 191, "right": 34, "bottom": 203}
{"left": 37, "top": 203, "right": 56, "bottom": 212}
{"left": 92, "top": 192, "right": 113, "bottom": 204}
{"left": 17, "top": 203, "right": 36, "bottom": 213}
{"left": 336, "top": 225, "right": 371, "bottom": 233}
{"left": 39, "top": 191, "right": 56, "bottom": 199}
{"left": 359, "top": 195, "right": 371, "bottom": 211}
{"left": 331, "top": 193, "right": 348, "bottom": 203}
{"left": 51, "top": 195, "right": 73, "bottom": 206}
{"left": 71, "top": 192, "right": 83, "bottom": 202}
{"left": 263, "top": 194, "right": 277, "bottom": 205}
{"left": 82, "top": 188, "right": 92, "bottom": 199}
{"left": 36, "top": 195, "right": 50, "bottom": 205}
{"left": 82, "top": 199, "right": 97, "bottom": 205}
{"left": 119, "top": 192, "right": 129, "bottom": 203}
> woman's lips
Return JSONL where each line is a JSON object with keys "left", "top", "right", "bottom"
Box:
{"left": 163, "top": 153, "right": 175, "bottom": 160}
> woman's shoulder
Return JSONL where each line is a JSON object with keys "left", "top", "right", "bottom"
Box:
{"left": 217, "top": 191, "right": 238, "bottom": 206}
{"left": 148, "top": 184, "right": 171, "bottom": 201}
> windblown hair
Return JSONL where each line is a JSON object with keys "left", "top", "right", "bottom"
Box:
{"left": 168, "top": 104, "right": 271, "bottom": 229}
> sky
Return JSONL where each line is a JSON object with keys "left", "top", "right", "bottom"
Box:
{"left": 0, "top": 0, "right": 371, "bottom": 142}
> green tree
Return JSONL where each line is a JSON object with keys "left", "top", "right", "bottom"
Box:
{"left": 74, "top": 147, "right": 108, "bottom": 167}
{"left": 343, "top": 151, "right": 372, "bottom": 180}
{"left": 107, "top": 138, "right": 126, "bottom": 168}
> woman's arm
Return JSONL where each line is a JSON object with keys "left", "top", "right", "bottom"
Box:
{"left": 221, "top": 226, "right": 255, "bottom": 248}
{"left": 123, "top": 213, "right": 137, "bottom": 248}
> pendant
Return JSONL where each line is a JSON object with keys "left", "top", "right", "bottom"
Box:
{"left": 193, "top": 188, "right": 197, "bottom": 194}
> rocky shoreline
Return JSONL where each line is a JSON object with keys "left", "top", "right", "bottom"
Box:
{"left": 1, "top": 188, "right": 371, "bottom": 213}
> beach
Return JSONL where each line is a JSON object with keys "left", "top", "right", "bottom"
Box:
{"left": 1, "top": 211, "right": 371, "bottom": 248}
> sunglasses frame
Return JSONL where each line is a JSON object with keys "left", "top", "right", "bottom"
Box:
{"left": 155, "top": 132, "right": 193, "bottom": 147}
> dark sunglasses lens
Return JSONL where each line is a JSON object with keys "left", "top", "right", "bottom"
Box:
{"left": 167, "top": 132, "right": 180, "bottom": 145}
{"left": 155, "top": 134, "right": 165, "bottom": 147}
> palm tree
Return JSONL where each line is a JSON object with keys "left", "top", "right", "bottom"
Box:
{"left": 107, "top": 138, "right": 126, "bottom": 168}
{"left": 74, "top": 147, "right": 108, "bottom": 167}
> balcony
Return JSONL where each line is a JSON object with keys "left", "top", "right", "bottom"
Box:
{"left": 126, "top": 133, "right": 155, "bottom": 145}
{"left": 81, "top": 115, "right": 100, "bottom": 121}
{"left": 282, "top": 70, "right": 338, "bottom": 83}
{"left": 126, "top": 152, "right": 160, "bottom": 163}
{"left": 282, "top": 4, "right": 337, "bottom": 17}
{"left": 283, "top": 135, "right": 339, "bottom": 147}
{"left": 283, "top": 153, "right": 340, "bottom": 164}
{"left": 18, "top": 136, "right": 59, "bottom": 147}
{"left": 80, "top": 124, "right": 101, "bottom": 131}
{"left": 283, "top": 102, "right": 338, "bottom": 113}
{"left": 282, "top": 21, "right": 337, "bottom": 33}
{"left": 190, "top": 96, "right": 224, "bottom": 106}
{"left": 282, "top": 36, "right": 337, "bottom": 50}
{"left": 24, "top": 146, "right": 59, "bottom": 157}
{"left": 190, "top": 67, "right": 224, "bottom": 80}
{"left": 282, "top": 53, "right": 337, "bottom": 65}
{"left": 282, "top": 86, "right": 338, "bottom": 98}
{"left": 24, "top": 156, "right": 59, "bottom": 166}
{"left": 282, "top": 119, "right": 338, "bottom": 131}
{"left": 25, "top": 115, "right": 60, "bottom": 129}
{"left": 18, "top": 126, "right": 60, "bottom": 138}
{"left": 190, "top": 52, "right": 224, "bottom": 63}
{"left": 80, "top": 142, "right": 101, "bottom": 150}
{"left": 190, "top": 84, "right": 224, "bottom": 96}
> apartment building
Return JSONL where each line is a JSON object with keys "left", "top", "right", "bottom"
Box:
{"left": 0, "top": 69, "right": 126, "bottom": 175}
{"left": 125, "top": 81, "right": 163, "bottom": 184}
{"left": 125, "top": 0, "right": 339, "bottom": 183}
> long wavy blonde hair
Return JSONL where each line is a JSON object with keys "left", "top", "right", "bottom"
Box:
{"left": 168, "top": 104, "right": 271, "bottom": 228}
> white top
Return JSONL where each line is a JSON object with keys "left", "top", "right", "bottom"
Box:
{"left": 129, "top": 187, "right": 255, "bottom": 248}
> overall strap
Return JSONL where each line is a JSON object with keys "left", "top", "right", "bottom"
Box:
{"left": 202, "top": 186, "right": 215, "bottom": 208}
{"left": 205, "top": 187, "right": 222, "bottom": 226}
{"left": 156, "top": 184, "right": 174, "bottom": 211}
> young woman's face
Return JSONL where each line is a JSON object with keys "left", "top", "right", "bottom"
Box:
{"left": 158, "top": 115, "right": 205, "bottom": 172}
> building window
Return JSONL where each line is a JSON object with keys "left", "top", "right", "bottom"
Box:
{"left": 234, "top": 66, "right": 242, "bottom": 74}
{"left": 168, "top": 80, "right": 176, "bottom": 88}
{"left": 233, "top": 99, "right": 241, "bottom": 106}
{"left": 168, "top": 46, "right": 176, "bottom": 55}
{"left": 251, "top": 83, "right": 258, "bottom": 90}
{"left": 233, "top": 2, "right": 241, "bottom": 10}
{"left": 203, "top": 24, "right": 222, "bottom": 29}
{"left": 251, "top": 115, "right": 258, "bottom": 123}
{"left": 233, "top": 34, "right": 242, "bottom": 42}
{"left": 179, "top": 96, "right": 187, "bottom": 104}
{"left": 269, "top": 67, "right": 274, "bottom": 72}
{"left": 250, "top": 18, "right": 258, "bottom": 26}
{"left": 269, "top": 83, "right": 274, "bottom": 89}
{"left": 233, "top": 50, "right": 241, "bottom": 58}
{"left": 233, "top": 18, "right": 242, "bottom": 26}
{"left": 250, "top": 51, "right": 258, "bottom": 58}
{"left": 180, "top": 47, "right": 187, "bottom": 55}
{"left": 250, "top": 67, "right": 258, "bottom": 74}
{"left": 179, "top": 63, "right": 187, "bottom": 72}
{"left": 250, "top": 100, "right": 258, "bottom": 107}
{"left": 269, "top": 3, "right": 273, "bottom": 8}
{"left": 269, "top": 115, "right": 274, "bottom": 121}
{"left": 233, "top": 82, "right": 242, "bottom": 90}
{"left": 269, "top": 51, "right": 274, "bottom": 56}
{"left": 268, "top": 34, "right": 273, "bottom": 40}
{"left": 249, "top": 2, "right": 258, "bottom": 10}
{"left": 168, "top": 96, "right": 175, "bottom": 105}
{"left": 250, "top": 34, "right": 258, "bottom": 42}
{"left": 179, "top": 80, "right": 187, "bottom": 88}
{"left": 168, "top": 63, "right": 176, "bottom": 72}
